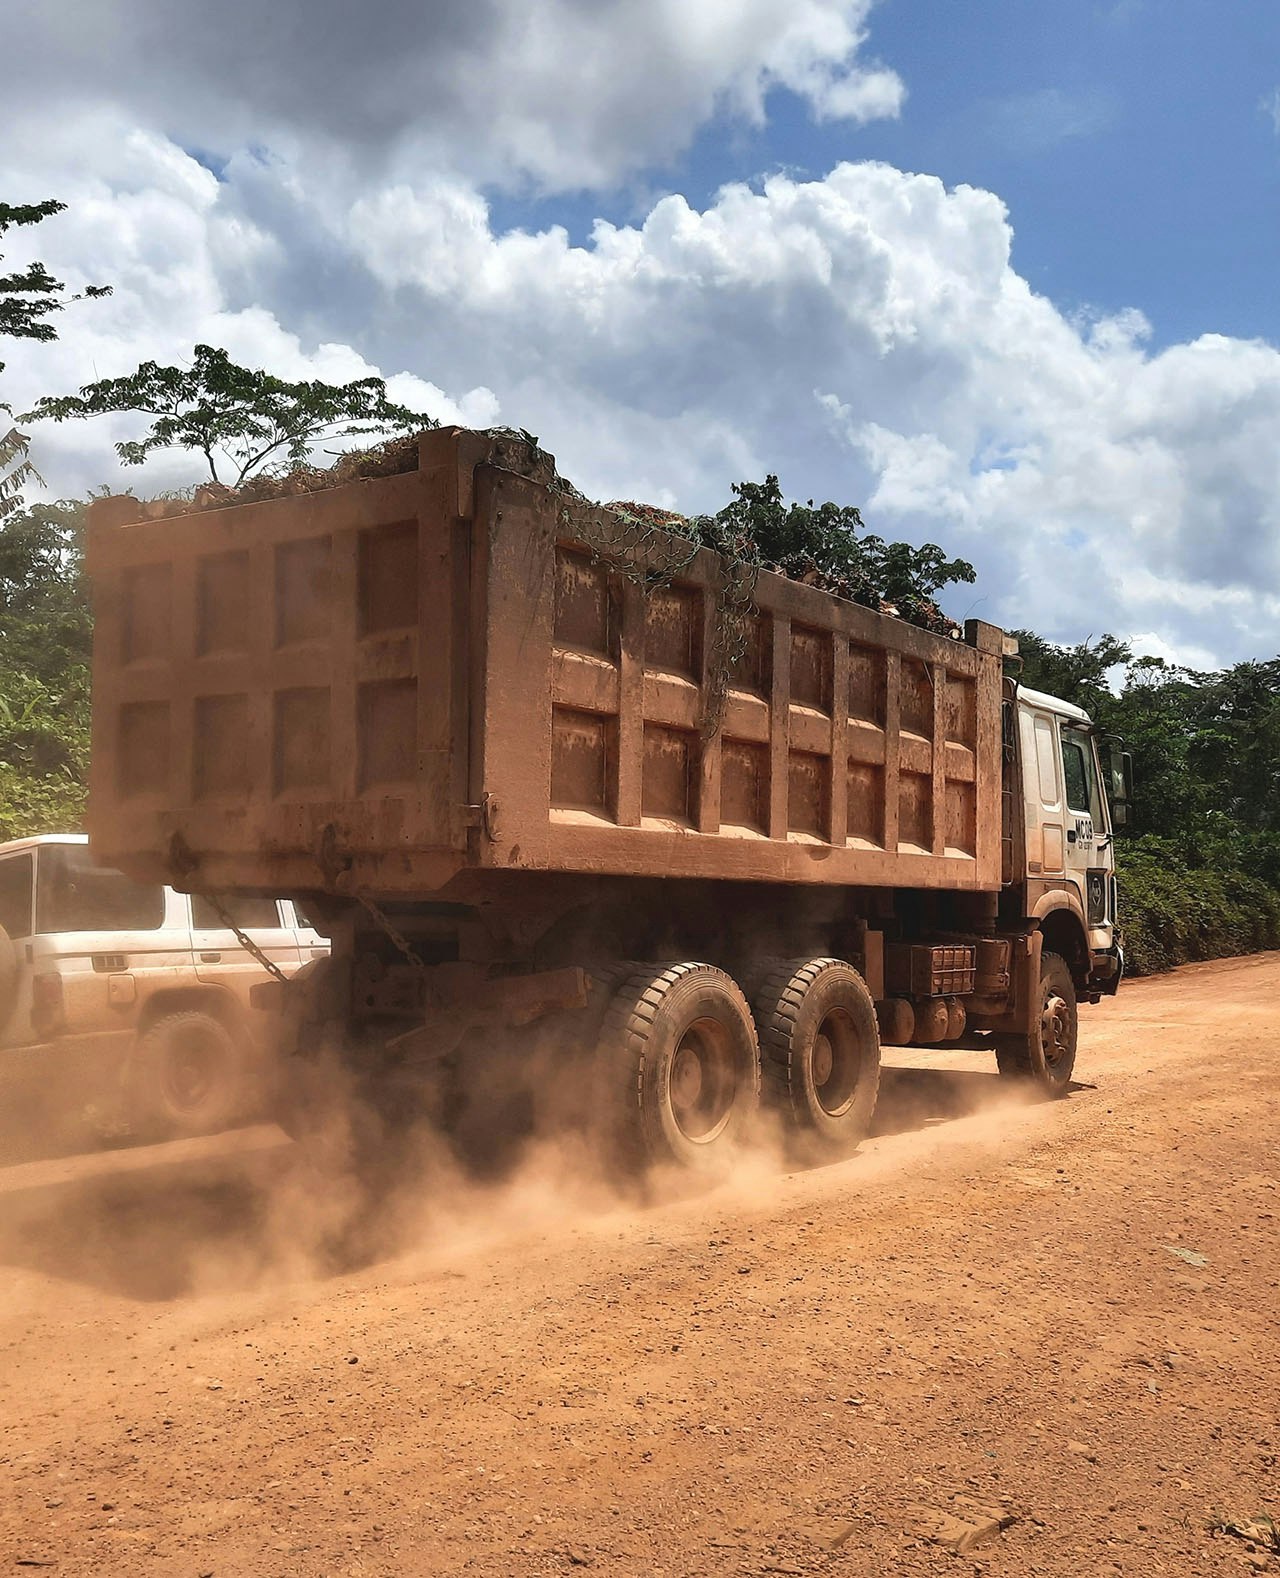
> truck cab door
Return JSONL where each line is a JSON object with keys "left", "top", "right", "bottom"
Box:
{"left": 1059, "top": 726, "right": 1115, "bottom": 949}
{"left": 1020, "top": 706, "right": 1066, "bottom": 878}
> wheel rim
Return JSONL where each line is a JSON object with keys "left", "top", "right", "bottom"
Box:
{"left": 161, "top": 1027, "right": 221, "bottom": 1112}
{"left": 810, "top": 1008, "right": 862, "bottom": 1118}
{"left": 1040, "top": 992, "right": 1072, "bottom": 1071}
{"left": 668, "top": 1017, "right": 740, "bottom": 1144}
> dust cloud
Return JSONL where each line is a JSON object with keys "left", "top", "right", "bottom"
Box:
{"left": 0, "top": 1032, "right": 1039, "bottom": 1311}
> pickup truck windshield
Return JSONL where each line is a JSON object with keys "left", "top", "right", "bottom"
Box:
{"left": 35, "top": 844, "right": 165, "bottom": 934}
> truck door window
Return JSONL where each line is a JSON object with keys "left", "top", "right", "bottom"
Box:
{"left": 35, "top": 844, "right": 165, "bottom": 933}
{"left": 1060, "top": 730, "right": 1100, "bottom": 818}
{"left": 1032, "top": 716, "right": 1060, "bottom": 806}
{"left": 191, "top": 893, "right": 282, "bottom": 929}
{"left": 0, "top": 853, "right": 35, "bottom": 939}
{"left": 1061, "top": 739, "right": 1089, "bottom": 812}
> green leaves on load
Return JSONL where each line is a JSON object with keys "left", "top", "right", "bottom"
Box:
{"left": 688, "top": 473, "right": 976, "bottom": 635}
{"left": 25, "top": 344, "right": 440, "bottom": 487}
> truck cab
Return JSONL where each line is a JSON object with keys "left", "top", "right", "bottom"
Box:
{"left": 1013, "top": 685, "right": 1125, "bottom": 999}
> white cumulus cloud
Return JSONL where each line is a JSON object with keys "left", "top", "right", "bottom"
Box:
{"left": 4, "top": 91, "right": 1280, "bottom": 666}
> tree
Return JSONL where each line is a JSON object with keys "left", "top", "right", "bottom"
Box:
{"left": 0, "top": 200, "right": 112, "bottom": 365}
{"left": 0, "top": 199, "right": 111, "bottom": 520}
{"left": 27, "top": 343, "right": 439, "bottom": 487}
{"left": 0, "top": 498, "right": 91, "bottom": 837}
{"left": 1011, "top": 629, "right": 1132, "bottom": 717}
{"left": 690, "top": 474, "right": 976, "bottom": 632}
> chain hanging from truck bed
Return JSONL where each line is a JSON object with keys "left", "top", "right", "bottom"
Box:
{"left": 313, "top": 821, "right": 433, "bottom": 985}
{"left": 354, "top": 892, "right": 432, "bottom": 982}
{"left": 201, "top": 893, "right": 290, "bottom": 986}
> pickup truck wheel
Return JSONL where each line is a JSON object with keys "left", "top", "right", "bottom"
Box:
{"left": 128, "top": 1011, "right": 248, "bottom": 1139}
{"left": 994, "top": 951, "right": 1078, "bottom": 1097}
{"left": 598, "top": 963, "right": 760, "bottom": 1173}
{"left": 754, "top": 959, "right": 881, "bottom": 1161}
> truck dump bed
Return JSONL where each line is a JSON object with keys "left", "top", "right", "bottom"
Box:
{"left": 87, "top": 429, "right": 1004, "bottom": 898}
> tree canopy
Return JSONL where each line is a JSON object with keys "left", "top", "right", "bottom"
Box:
{"left": 0, "top": 199, "right": 111, "bottom": 521}
{"left": 26, "top": 343, "right": 439, "bottom": 486}
{"left": 1016, "top": 628, "right": 1280, "bottom": 876}
{"left": 0, "top": 200, "right": 111, "bottom": 370}
{"left": 0, "top": 498, "right": 90, "bottom": 837}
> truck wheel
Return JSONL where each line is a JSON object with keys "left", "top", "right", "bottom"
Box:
{"left": 754, "top": 959, "right": 881, "bottom": 1161}
{"left": 994, "top": 951, "right": 1078, "bottom": 1097}
{"left": 598, "top": 963, "right": 760, "bottom": 1173}
{"left": 128, "top": 1011, "right": 248, "bottom": 1139}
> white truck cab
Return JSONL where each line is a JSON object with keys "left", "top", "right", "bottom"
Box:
{"left": 0, "top": 833, "right": 328, "bottom": 1145}
{"left": 1014, "top": 685, "right": 1125, "bottom": 998}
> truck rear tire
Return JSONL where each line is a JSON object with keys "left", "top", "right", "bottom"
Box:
{"left": 994, "top": 951, "right": 1077, "bottom": 1097}
{"left": 754, "top": 959, "right": 881, "bottom": 1161}
{"left": 128, "top": 1011, "right": 249, "bottom": 1139}
{"left": 598, "top": 963, "right": 760, "bottom": 1173}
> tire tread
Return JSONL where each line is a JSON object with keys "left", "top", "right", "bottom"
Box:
{"left": 752, "top": 957, "right": 881, "bottom": 1157}
{"left": 597, "top": 962, "right": 758, "bottom": 1169}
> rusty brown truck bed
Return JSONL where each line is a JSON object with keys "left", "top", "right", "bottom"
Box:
{"left": 87, "top": 428, "right": 1003, "bottom": 898}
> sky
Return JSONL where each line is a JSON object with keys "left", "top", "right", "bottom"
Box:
{"left": 3, "top": 0, "right": 1279, "bottom": 667}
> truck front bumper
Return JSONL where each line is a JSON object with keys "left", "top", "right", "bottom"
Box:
{"left": 1089, "top": 945, "right": 1125, "bottom": 998}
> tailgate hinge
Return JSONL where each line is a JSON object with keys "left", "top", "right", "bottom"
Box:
{"left": 465, "top": 793, "right": 500, "bottom": 842}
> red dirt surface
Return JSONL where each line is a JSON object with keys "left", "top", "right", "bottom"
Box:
{"left": 0, "top": 953, "right": 1276, "bottom": 1575}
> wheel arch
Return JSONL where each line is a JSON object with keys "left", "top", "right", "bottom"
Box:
{"left": 137, "top": 984, "right": 250, "bottom": 1041}
{"left": 1034, "top": 899, "right": 1090, "bottom": 986}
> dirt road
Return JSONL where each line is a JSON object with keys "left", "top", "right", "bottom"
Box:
{"left": 0, "top": 954, "right": 1276, "bottom": 1576}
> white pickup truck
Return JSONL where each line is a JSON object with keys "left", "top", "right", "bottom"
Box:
{"left": 0, "top": 833, "right": 327, "bottom": 1144}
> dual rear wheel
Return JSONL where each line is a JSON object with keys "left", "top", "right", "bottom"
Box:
{"left": 593, "top": 958, "right": 881, "bottom": 1173}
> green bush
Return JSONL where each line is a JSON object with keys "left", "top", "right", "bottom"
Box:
{"left": 0, "top": 762, "right": 86, "bottom": 841}
{"left": 1117, "top": 836, "right": 1280, "bottom": 975}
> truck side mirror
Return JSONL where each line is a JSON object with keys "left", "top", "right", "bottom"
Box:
{"left": 1102, "top": 743, "right": 1134, "bottom": 827}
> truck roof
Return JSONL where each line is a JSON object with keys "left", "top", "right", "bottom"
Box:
{"left": 0, "top": 833, "right": 89, "bottom": 856}
{"left": 1018, "top": 685, "right": 1094, "bottom": 727}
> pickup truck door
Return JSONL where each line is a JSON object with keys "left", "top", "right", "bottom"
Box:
{"left": 282, "top": 899, "right": 330, "bottom": 965}
{"left": 189, "top": 893, "right": 303, "bottom": 1003}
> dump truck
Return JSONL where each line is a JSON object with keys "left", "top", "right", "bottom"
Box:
{"left": 84, "top": 428, "right": 1128, "bottom": 1171}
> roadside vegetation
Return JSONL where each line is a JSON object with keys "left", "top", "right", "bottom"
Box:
{"left": 1016, "top": 632, "right": 1280, "bottom": 974}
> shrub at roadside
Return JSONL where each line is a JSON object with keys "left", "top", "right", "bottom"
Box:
{"left": 1117, "top": 836, "right": 1280, "bottom": 975}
